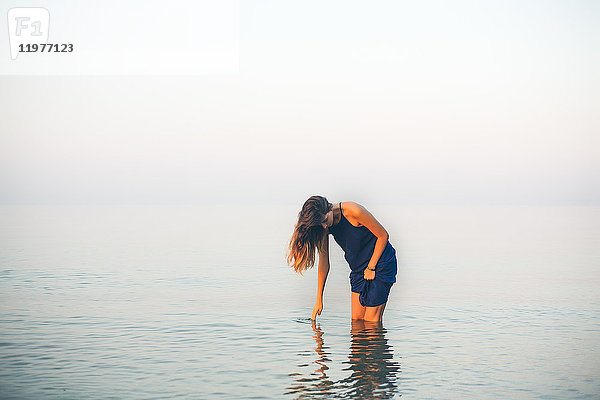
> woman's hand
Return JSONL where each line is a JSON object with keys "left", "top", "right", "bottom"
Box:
{"left": 311, "top": 300, "right": 323, "bottom": 320}
{"left": 364, "top": 267, "right": 375, "bottom": 281}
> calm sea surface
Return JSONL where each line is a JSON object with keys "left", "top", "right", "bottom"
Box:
{"left": 0, "top": 204, "right": 598, "bottom": 399}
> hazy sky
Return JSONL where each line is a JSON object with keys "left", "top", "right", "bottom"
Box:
{"left": 1, "top": 0, "right": 598, "bottom": 205}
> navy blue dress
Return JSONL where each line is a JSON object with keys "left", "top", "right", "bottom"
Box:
{"left": 327, "top": 202, "right": 397, "bottom": 307}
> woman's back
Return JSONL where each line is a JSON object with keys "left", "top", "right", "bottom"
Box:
{"left": 328, "top": 202, "right": 396, "bottom": 283}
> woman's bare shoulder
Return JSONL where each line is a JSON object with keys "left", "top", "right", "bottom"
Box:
{"left": 341, "top": 202, "right": 370, "bottom": 227}
{"left": 341, "top": 201, "right": 365, "bottom": 217}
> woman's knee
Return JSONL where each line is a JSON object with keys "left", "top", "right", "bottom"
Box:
{"left": 363, "top": 309, "right": 382, "bottom": 322}
{"left": 351, "top": 305, "right": 366, "bottom": 320}
{"left": 351, "top": 312, "right": 365, "bottom": 320}
{"left": 364, "top": 303, "right": 386, "bottom": 322}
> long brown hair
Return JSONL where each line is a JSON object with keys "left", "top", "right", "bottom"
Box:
{"left": 287, "top": 195, "right": 332, "bottom": 274}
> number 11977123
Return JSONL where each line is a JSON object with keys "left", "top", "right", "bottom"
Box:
{"left": 19, "top": 43, "right": 74, "bottom": 52}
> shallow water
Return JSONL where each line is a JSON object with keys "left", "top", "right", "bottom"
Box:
{"left": 0, "top": 205, "right": 599, "bottom": 399}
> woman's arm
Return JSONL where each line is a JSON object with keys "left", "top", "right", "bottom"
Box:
{"left": 345, "top": 202, "right": 389, "bottom": 280}
{"left": 312, "top": 234, "right": 330, "bottom": 320}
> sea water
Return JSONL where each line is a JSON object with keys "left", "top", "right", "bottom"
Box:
{"left": 0, "top": 204, "right": 598, "bottom": 399}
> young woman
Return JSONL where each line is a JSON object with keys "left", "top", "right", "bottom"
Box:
{"left": 287, "top": 195, "right": 397, "bottom": 322}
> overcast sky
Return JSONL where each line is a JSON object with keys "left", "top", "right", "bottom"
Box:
{"left": 1, "top": 0, "right": 598, "bottom": 205}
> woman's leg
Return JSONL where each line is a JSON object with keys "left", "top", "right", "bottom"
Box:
{"left": 352, "top": 292, "right": 387, "bottom": 321}
{"left": 364, "top": 302, "right": 387, "bottom": 322}
{"left": 351, "top": 292, "right": 366, "bottom": 320}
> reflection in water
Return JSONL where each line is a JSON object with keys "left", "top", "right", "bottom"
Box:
{"left": 286, "top": 321, "right": 336, "bottom": 398}
{"left": 286, "top": 320, "right": 400, "bottom": 399}
{"left": 339, "top": 320, "right": 400, "bottom": 399}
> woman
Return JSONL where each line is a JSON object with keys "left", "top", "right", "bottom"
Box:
{"left": 287, "top": 195, "right": 397, "bottom": 322}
